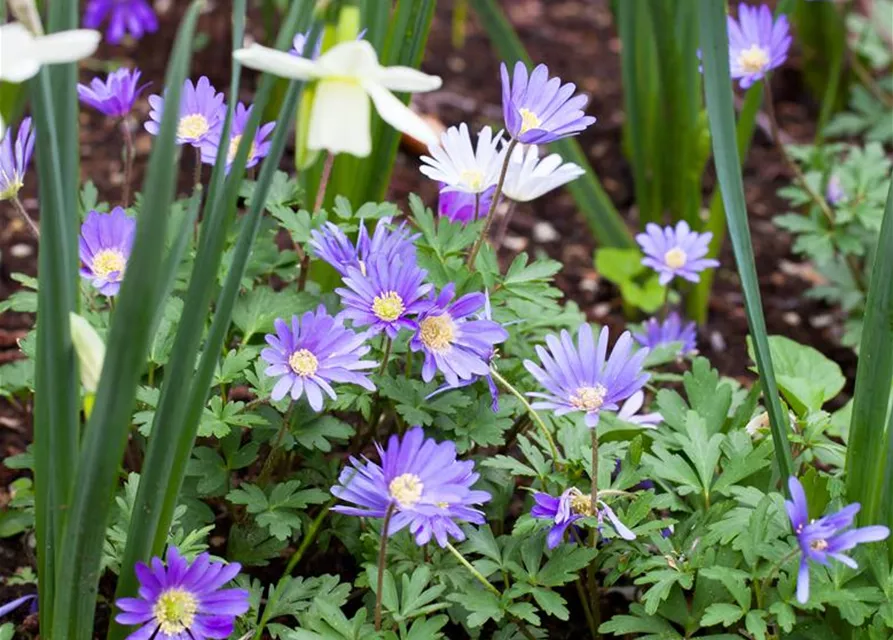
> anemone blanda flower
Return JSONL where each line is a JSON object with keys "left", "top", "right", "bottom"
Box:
{"left": 78, "top": 68, "right": 148, "bottom": 118}
{"left": 826, "top": 174, "right": 845, "bottom": 206}
{"left": 785, "top": 476, "right": 889, "bottom": 604}
{"left": 636, "top": 221, "right": 719, "bottom": 286}
{"left": 502, "top": 144, "right": 585, "bottom": 202}
{"left": 617, "top": 391, "right": 662, "bottom": 427}
{"left": 410, "top": 284, "right": 508, "bottom": 388}
{"left": 234, "top": 40, "right": 441, "bottom": 157}
{"left": 336, "top": 256, "right": 431, "bottom": 338}
{"left": 261, "top": 306, "right": 376, "bottom": 409}
{"left": 331, "top": 427, "right": 491, "bottom": 547}
{"left": 79, "top": 207, "right": 136, "bottom": 296}
{"left": 0, "top": 22, "right": 101, "bottom": 88}
{"left": 200, "top": 102, "right": 275, "bottom": 171}
{"left": 309, "top": 217, "right": 419, "bottom": 277}
{"left": 438, "top": 184, "right": 495, "bottom": 224}
{"left": 145, "top": 76, "right": 226, "bottom": 148}
{"left": 524, "top": 325, "right": 649, "bottom": 428}
{"left": 0, "top": 116, "right": 34, "bottom": 201}
{"left": 500, "top": 61, "right": 596, "bottom": 144}
{"left": 420, "top": 124, "right": 506, "bottom": 195}
{"left": 633, "top": 312, "right": 698, "bottom": 356}
{"left": 531, "top": 488, "right": 636, "bottom": 549}
{"left": 84, "top": 0, "right": 158, "bottom": 44}
{"left": 727, "top": 3, "right": 791, "bottom": 89}
{"left": 114, "top": 546, "right": 249, "bottom": 640}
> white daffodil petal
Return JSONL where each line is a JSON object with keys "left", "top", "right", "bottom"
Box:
{"left": 35, "top": 29, "right": 101, "bottom": 65}
{"left": 314, "top": 40, "right": 381, "bottom": 78}
{"left": 363, "top": 80, "right": 438, "bottom": 148}
{"left": 376, "top": 65, "right": 442, "bottom": 92}
{"left": 309, "top": 79, "right": 371, "bottom": 157}
{"left": 234, "top": 44, "right": 319, "bottom": 80}
{"left": 0, "top": 23, "right": 39, "bottom": 83}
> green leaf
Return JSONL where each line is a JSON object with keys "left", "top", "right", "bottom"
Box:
{"left": 636, "top": 568, "right": 694, "bottom": 615}
{"left": 447, "top": 591, "right": 503, "bottom": 628}
{"left": 599, "top": 603, "right": 683, "bottom": 638}
{"left": 700, "top": 602, "right": 745, "bottom": 627}
{"left": 745, "top": 610, "right": 768, "bottom": 640}
{"left": 536, "top": 544, "right": 598, "bottom": 587}
{"left": 231, "top": 287, "right": 319, "bottom": 342}
{"left": 228, "top": 480, "right": 328, "bottom": 541}
{"left": 698, "top": 566, "right": 751, "bottom": 610}
{"left": 294, "top": 415, "right": 355, "bottom": 452}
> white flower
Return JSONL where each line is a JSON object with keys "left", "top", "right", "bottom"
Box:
{"left": 233, "top": 40, "right": 441, "bottom": 158}
{"left": 70, "top": 313, "right": 105, "bottom": 393}
{"left": 419, "top": 123, "right": 506, "bottom": 194}
{"left": 502, "top": 144, "right": 584, "bottom": 202}
{"left": 617, "top": 391, "right": 662, "bottom": 428}
{"left": 0, "top": 22, "right": 101, "bottom": 84}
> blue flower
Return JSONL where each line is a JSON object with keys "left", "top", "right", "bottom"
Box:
{"left": 531, "top": 488, "right": 636, "bottom": 549}
{"left": 633, "top": 312, "right": 697, "bottom": 356}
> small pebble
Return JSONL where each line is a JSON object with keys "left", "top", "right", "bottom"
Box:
{"left": 592, "top": 302, "right": 612, "bottom": 317}
{"left": 532, "top": 221, "right": 559, "bottom": 243}
{"left": 503, "top": 236, "right": 528, "bottom": 252}
{"left": 709, "top": 330, "right": 727, "bottom": 353}
{"left": 10, "top": 244, "right": 33, "bottom": 258}
{"left": 579, "top": 275, "right": 599, "bottom": 294}
{"left": 810, "top": 314, "right": 834, "bottom": 329}
{"left": 782, "top": 312, "right": 801, "bottom": 327}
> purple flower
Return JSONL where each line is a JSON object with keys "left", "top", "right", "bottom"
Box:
{"left": 145, "top": 76, "right": 226, "bottom": 148}
{"left": 309, "top": 217, "right": 419, "bottom": 277}
{"left": 524, "top": 325, "right": 649, "bottom": 428}
{"left": 531, "top": 488, "right": 636, "bottom": 549}
{"left": 84, "top": 0, "right": 159, "bottom": 45}
{"left": 500, "top": 61, "right": 596, "bottom": 144}
{"left": 0, "top": 594, "right": 37, "bottom": 618}
{"left": 785, "top": 476, "right": 890, "bottom": 604}
{"left": 200, "top": 102, "right": 275, "bottom": 171}
{"left": 438, "top": 183, "right": 495, "bottom": 224}
{"left": 261, "top": 306, "right": 376, "bottom": 409}
{"left": 617, "top": 391, "right": 662, "bottom": 427}
{"left": 826, "top": 174, "right": 845, "bottom": 206}
{"left": 410, "top": 284, "right": 508, "bottom": 387}
{"left": 114, "top": 546, "right": 249, "bottom": 640}
{"left": 0, "top": 116, "right": 34, "bottom": 201}
{"left": 331, "top": 427, "right": 491, "bottom": 547}
{"left": 636, "top": 221, "right": 720, "bottom": 286}
{"left": 78, "top": 68, "right": 148, "bottom": 118}
{"left": 79, "top": 207, "right": 136, "bottom": 296}
{"left": 633, "top": 312, "right": 698, "bottom": 356}
{"left": 727, "top": 3, "right": 791, "bottom": 89}
{"left": 336, "top": 256, "right": 432, "bottom": 338}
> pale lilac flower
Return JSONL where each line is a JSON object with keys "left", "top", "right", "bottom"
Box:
{"left": 78, "top": 68, "right": 148, "bottom": 118}
{"left": 636, "top": 221, "right": 719, "bottom": 285}
{"left": 617, "top": 391, "right": 662, "bottom": 427}
{"left": 524, "top": 325, "right": 649, "bottom": 428}
{"left": 261, "top": 306, "right": 376, "bottom": 409}
{"left": 531, "top": 488, "right": 636, "bottom": 549}
{"left": 500, "top": 61, "right": 596, "bottom": 144}
{"left": 501, "top": 144, "right": 585, "bottom": 202}
{"left": 200, "top": 102, "right": 275, "bottom": 171}
{"left": 84, "top": 0, "right": 159, "bottom": 45}
{"left": 0, "top": 117, "right": 34, "bottom": 201}
{"left": 309, "top": 217, "right": 419, "bottom": 277}
{"left": 826, "top": 174, "right": 846, "bottom": 205}
{"left": 438, "top": 184, "right": 495, "bottom": 224}
{"left": 331, "top": 427, "right": 491, "bottom": 547}
{"left": 79, "top": 207, "right": 136, "bottom": 296}
{"left": 633, "top": 312, "right": 698, "bottom": 356}
{"left": 727, "top": 3, "right": 791, "bottom": 89}
{"left": 145, "top": 76, "right": 226, "bottom": 148}
{"left": 0, "top": 594, "right": 37, "bottom": 618}
{"left": 419, "top": 124, "right": 506, "bottom": 195}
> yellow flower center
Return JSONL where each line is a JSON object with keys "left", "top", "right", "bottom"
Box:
{"left": 0, "top": 168, "right": 24, "bottom": 200}
{"left": 737, "top": 44, "right": 770, "bottom": 74}
{"left": 178, "top": 113, "right": 210, "bottom": 140}
{"left": 92, "top": 249, "right": 127, "bottom": 280}
{"left": 664, "top": 247, "right": 687, "bottom": 270}
{"left": 810, "top": 539, "right": 829, "bottom": 552}
{"left": 519, "top": 108, "right": 542, "bottom": 134}
{"left": 436, "top": 501, "right": 450, "bottom": 509}
{"left": 288, "top": 349, "right": 318, "bottom": 377}
{"left": 227, "top": 134, "right": 258, "bottom": 165}
{"left": 569, "top": 490, "right": 595, "bottom": 517}
{"left": 570, "top": 384, "right": 607, "bottom": 412}
{"left": 459, "top": 169, "right": 485, "bottom": 192}
{"left": 419, "top": 314, "right": 456, "bottom": 352}
{"left": 389, "top": 473, "right": 423, "bottom": 508}
{"left": 372, "top": 291, "right": 405, "bottom": 322}
{"left": 152, "top": 588, "right": 198, "bottom": 635}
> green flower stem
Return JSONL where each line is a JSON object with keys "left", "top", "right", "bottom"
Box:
{"left": 467, "top": 138, "right": 518, "bottom": 269}
{"left": 375, "top": 503, "right": 396, "bottom": 631}
{"left": 256, "top": 402, "right": 294, "bottom": 487}
{"left": 489, "top": 367, "right": 561, "bottom": 464}
{"left": 120, "top": 117, "right": 135, "bottom": 208}
{"left": 379, "top": 336, "right": 393, "bottom": 376}
{"left": 298, "top": 151, "right": 335, "bottom": 292}
{"left": 588, "top": 428, "right": 601, "bottom": 637}
{"left": 575, "top": 575, "right": 598, "bottom": 640}
{"left": 193, "top": 145, "right": 203, "bottom": 187}
{"left": 757, "top": 547, "right": 800, "bottom": 609}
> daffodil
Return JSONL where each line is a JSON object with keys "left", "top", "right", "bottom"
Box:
{"left": 0, "top": 22, "right": 101, "bottom": 84}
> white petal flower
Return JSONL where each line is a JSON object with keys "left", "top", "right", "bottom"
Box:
{"left": 233, "top": 40, "right": 441, "bottom": 158}
{"left": 501, "top": 144, "right": 585, "bottom": 202}
{"left": 0, "top": 22, "right": 101, "bottom": 84}
{"left": 616, "top": 390, "right": 662, "bottom": 428}
{"left": 419, "top": 123, "right": 506, "bottom": 194}
{"left": 70, "top": 313, "right": 105, "bottom": 393}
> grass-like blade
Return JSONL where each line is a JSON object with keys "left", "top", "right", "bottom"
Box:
{"left": 697, "top": 0, "right": 794, "bottom": 483}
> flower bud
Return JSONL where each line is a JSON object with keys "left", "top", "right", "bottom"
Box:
{"left": 70, "top": 313, "right": 105, "bottom": 393}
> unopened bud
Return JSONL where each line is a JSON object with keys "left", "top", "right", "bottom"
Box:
{"left": 70, "top": 313, "right": 105, "bottom": 393}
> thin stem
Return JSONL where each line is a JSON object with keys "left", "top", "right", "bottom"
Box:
{"left": 575, "top": 576, "right": 599, "bottom": 640}
{"left": 489, "top": 367, "right": 561, "bottom": 465}
{"left": 758, "top": 547, "right": 800, "bottom": 604}
{"left": 467, "top": 138, "right": 518, "bottom": 269}
{"left": 493, "top": 199, "right": 518, "bottom": 250}
{"left": 256, "top": 403, "right": 293, "bottom": 486}
{"left": 375, "top": 503, "right": 396, "bottom": 631}
{"left": 10, "top": 196, "right": 40, "bottom": 238}
{"left": 378, "top": 336, "right": 392, "bottom": 376}
{"left": 588, "top": 427, "right": 601, "bottom": 636}
{"left": 298, "top": 152, "right": 335, "bottom": 292}
{"left": 120, "top": 117, "right": 135, "bottom": 208}
{"left": 193, "top": 145, "right": 203, "bottom": 186}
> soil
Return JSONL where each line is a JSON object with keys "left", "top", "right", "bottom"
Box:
{"left": 0, "top": 0, "right": 861, "bottom": 636}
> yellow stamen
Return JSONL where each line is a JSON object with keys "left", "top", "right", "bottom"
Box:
{"left": 389, "top": 473, "right": 423, "bottom": 508}
{"left": 569, "top": 489, "right": 594, "bottom": 517}
{"left": 152, "top": 588, "right": 198, "bottom": 635}
{"left": 459, "top": 169, "right": 485, "bottom": 192}
{"left": 664, "top": 247, "right": 687, "bottom": 270}
{"left": 570, "top": 384, "right": 607, "bottom": 412}
{"left": 178, "top": 113, "right": 210, "bottom": 141}
{"left": 737, "top": 44, "right": 770, "bottom": 74}
{"left": 91, "top": 249, "right": 127, "bottom": 281}
{"left": 288, "top": 349, "right": 319, "bottom": 377}
{"left": 519, "top": 108, "right": 542, "bottom": 134}
{"left": 227, "top": 134, "right": 258, "bottom": 165}
{"left": 419, "top": 314, "right": 456, "bottom": 352}
{"left": 810, "top": 539, "right": 829, "bottom": 552}
{"left": 372, "top": 291, "right": 405, "bottom": 322}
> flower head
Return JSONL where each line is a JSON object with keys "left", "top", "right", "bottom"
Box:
{"left": 261, "top": 306, "right": 376, "bottom": 409}
{"left": 336, "top": 256, "right": 431, "bottom": 338}
{"left": 115, "top": 546, "right": 249, "bottom": 640}
{"left": 410, "top": 284, "right": 508, "bottom": 387}
{"left": 70, "top": 313, "right": 105, "bottom": 393}
{"left": 633, "top": 312, "right": 698, "bottom": 356}
{"left": 438, "top": 184, "right": 495, "bottom": 224}
{"left": 310, "top": 217, "right": 419, "bottom": 277}
{"left": 78, "top": 68, "right": 148, "bottom": 118}
{"left": 331, "top": 427, "right": 491, "bottom": 547}
{"left": 235, "top": 40, "right": 441, "bottom": 157}
{"left": 502, "top": 144, "right": 585, "bottom": 202}
{"left": 79, "top": 207, "right": 136, "bottom": 296}
{"left": 826, "top": 174, "right": 846, "bottom": 206}
{"left": 531, "top": 488, "right": 636, "bottom": 549}
{"left": 524, "top": 325, "right": 650, "bottom": 428}
{"left": 636, "top": 221, "right": 719, "bottom": 286}
{"left": 785, "top": 476, "right": 889, "bottom": 604}
{"left": 420, "top": 124, "right": 506, "bottom": 195}
{"left": 84, "top": 0, "right": 159, "bottom": 44}
{"left": 290, "top": 28, "right": 366, "bottom": 60}
{"left": 0, "top": 22, "right": 101, "bottom": 85}
{"left": 617, "top": 391, "right": 662, "bottom": 427}
{"left": 0, "top": 117, "right": 34, "bottom": 201}
{"left": 200, "top": 102, "right": 275, "bottom": 171}
{"left": 727, "top": 3, "right": 791, "bottom": 89}
{"left": 145, "top": 76, "right": 227, "bottom": 148}
{"left": 500, "top": 61, "right": 596, "bottom": 144}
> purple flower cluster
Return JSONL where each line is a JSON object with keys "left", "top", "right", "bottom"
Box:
{"left": 634, "top": 312, "right": 698, "bottom": 356}
{"left": 531, "top": 488, "right": 636, "bottom": 549}
{"left": 310, "top": 217, "right": 419, "bottom": 277}
{"left": 84, "top": 0, "right": 158, "bottom": 45}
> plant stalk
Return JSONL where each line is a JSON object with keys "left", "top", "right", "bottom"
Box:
{"left": 467, "top": 138, "right": 517, "bottom": 269}
{"left": 375, "top": 503, "right": 396, "bottom": 631}
{"left": 11, "top": 196, "right": 40, "bottom": 238}
{"left": 489, "top": 367, "right": 561, "bottom": 465}
{"left": 120, "top": 117, "right": 135, "bottom": 207}
{"left": 298, "top": 152, "right": 334, "bottom": 292}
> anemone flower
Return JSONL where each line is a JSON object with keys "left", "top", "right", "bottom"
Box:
{"left": 200, "top": 102, "right": 275, "bottom": 171}
{"left": 0, "top": 117, "right": 34, "bottom": 201}
{"left": 616, "top": 391, "right": 662, "bottom": 427}
{"left": 309, "top": 217, "right": 418, "bottom": 277}
{"left": 419, "top": 124, "right": 506, "bottom": 195}
{"left": 84, "top": 0, "right": 158, "bottom": 44}
{"left": 501, "top": 144, "right": 585, "bottom": 202}
{"left": 727, "top": 3, "right": 791, "bottom": 89}
{"left": 78, "top": 67, "right": 148, "bottom": 118}
{"left": 531, "top": 488, "right": 636, "bottom": 549}
{"left": 145, "top": 76, "right": 227, "bottom": 148}
{"left": 636, "top": 221, "right": 720, "bottom": 286}
{"left": 633, "top": 312, "right": 698, "bottom": 356}
{"left": 438, "top": 184, "right": 495, "bottom": 224}
{"left": 79, "top": 207, "right": 137, "bottom": 296}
